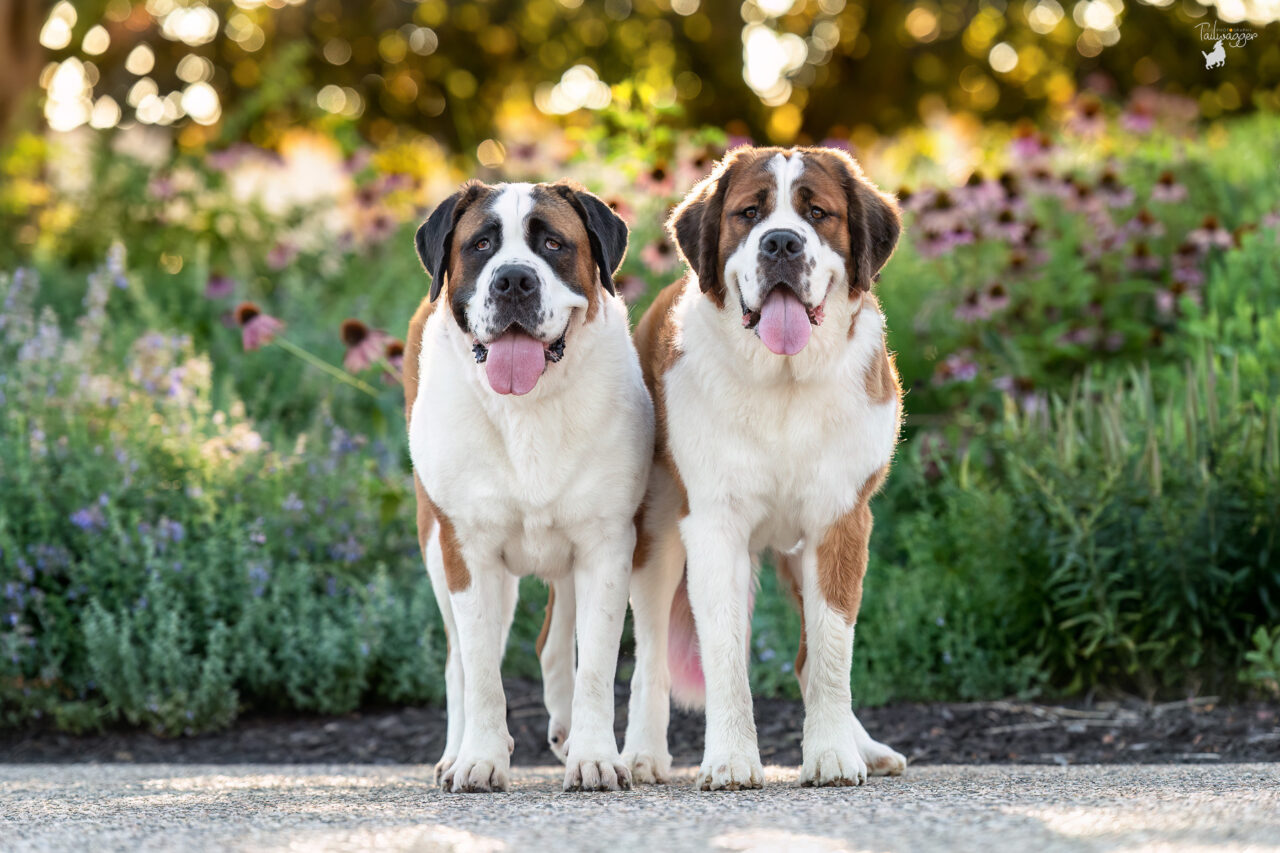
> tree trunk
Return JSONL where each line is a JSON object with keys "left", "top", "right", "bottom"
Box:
{"left": 0, "top": 0, "right": 44, "bottom": 135}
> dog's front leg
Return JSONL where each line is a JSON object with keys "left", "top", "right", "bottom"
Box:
{"left": 799, "top": 516, "right": 905, "bottom": 786}
{"left": 682, "top": 510, "right": 763, "bottom": 791}
{"left": 562, "top": 526, "right": 633, "bottom": 792}
{"left": 442, "top": 561, "right": 514, "bottom": 793}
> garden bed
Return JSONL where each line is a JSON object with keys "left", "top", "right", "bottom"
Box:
{"left": 4, "top": 678, "right": 1277, "bottom": 767}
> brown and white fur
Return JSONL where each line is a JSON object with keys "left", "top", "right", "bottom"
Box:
{"left": 405, "top": 181, "right": 654, "bottom": 793}
{"left": 623, "top": 147, "right": 907, "bottom": 790}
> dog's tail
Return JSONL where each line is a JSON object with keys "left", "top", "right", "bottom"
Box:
{"left": 668, "top": 575, "right": 705, "bottom": 709}
{"left": 667, "top": 572, "right": 756, "bottom": 710}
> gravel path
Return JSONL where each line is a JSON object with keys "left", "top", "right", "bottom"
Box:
{"left": 3, "top": 763, "right": 1278, "bottom": 852}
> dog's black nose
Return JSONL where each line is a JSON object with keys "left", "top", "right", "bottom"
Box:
{"left": 492, "top": 266, "right": 538, "bottom": 299}
{"left": 760, "top": 229, "right": 804, "bottom": 260}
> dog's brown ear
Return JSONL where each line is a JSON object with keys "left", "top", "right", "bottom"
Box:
{"left": 832, "top": 152, "right": 901, "bottom": 292}
{"left": 415, "top": 181, "right": 485, "bottom": 302}
{"left": 667, "top": 153, "right": 738, "bottom": 307}
{"left": 552, "top": 182, "right": 629, "bottom": 295}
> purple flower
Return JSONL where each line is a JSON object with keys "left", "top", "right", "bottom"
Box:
{"left": 266, "top": 241, "right": 298, "bottom": 270}
{"left": 1126, "top": 242, "right": 1163, "bottom": 274}
{"left": 70, "top": 504, "right": 106, "bottom": 532}
{"left": 1187, "top": 215, "right": 1233, "bottom": 250}
{"left": 1150, "top": 171, "right": 1188, "bottom": 204}
{"left": 1125, "top": 209, "right": 1165, "bottom": 240}
{"left": 1120, "top": 102, "right": 1155, "bottom": 134}
{"left": 339, "top": 319, "right": 392, "bottom": 373}
{"left": 205, "top": 274, "right": 236, "bottom": 300}
{"left": 953, "top": 291, "right": 989, "bottom": 323}
{"left": 234, "top": 302, "right": 284, "bottom": 351}
{"left": 933, "top": 351, "right": 979, "bottom": 385}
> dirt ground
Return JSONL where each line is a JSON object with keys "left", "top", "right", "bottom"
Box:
{"left": 3, "top": 678, "right": 1277, "bottom": 767}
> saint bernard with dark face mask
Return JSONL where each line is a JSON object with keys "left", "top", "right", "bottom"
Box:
{"left": 405, "top": 181, "right": 653, "bottom": 793}
{"left": 623, "top": 147, "right": 908, "bottom": 791}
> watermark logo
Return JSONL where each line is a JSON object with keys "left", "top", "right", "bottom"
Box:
{"left": 1197, "top": 21, "right": 1258, "bottom": 69}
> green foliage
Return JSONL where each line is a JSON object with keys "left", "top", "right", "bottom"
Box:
{"left": 0, "top": 260, "right": 446, "bottom": 732}
{"left": 3, "top": 107, "right": 1279, "bottom": 736}
{"left": 1240, "top": 626, "right": 1280, "bottom": 698}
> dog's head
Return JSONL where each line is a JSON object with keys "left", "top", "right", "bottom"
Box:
{"left": 415, "top": 180, "right": 627, "bottom": 395}
{"left": 668, "top": 146, "right": 900, "bottom": 355}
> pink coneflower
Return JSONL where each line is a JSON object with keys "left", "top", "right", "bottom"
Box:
{"left": 340, "top": 319, "right": 392, "bottom": 373}
{"left": 1120, "top": 101, "right": 1155, "bottom": 134}
{"left": 641, "top": 239, "right": 679, "bottom": 273}
{"left": 235, "top": 302, "right": 284, "bottom": 351}
{"left": 616, "top": 274, "right": 648, "bottom": 303}
{"left": 205, "top": 273, "right": 236, "bottom": 299}
{"left": 604, "top": 196, "right": 634, "bottom": 224}
{"left": 987, "top": 208, "right": 1027, "bottom": 243}
{"left": 1187, "top": 215, "right": 1233, "bottom": 250}
{"left": 932, "top": 350, "right": 979, "bottom": 385}
{"left": 1126, "top": 241, "right": 1162, "bottom": 274}
{"left": 953, "top": 290, "right": 988, "bottom": 322}
{"left": 1125, "top": 208, "right": 1165, "bottom": 240}
{"left": 1009, "top": 121, "right": 1052, "bottom": 161}
{"left": 1150, "top": 171, "right": 1188, "bottom": 204}
{"left": 982, "top": 282, "right": 1010, "bottom": 313}
{"left": 1067, "top": 96, "right": 1106, "bottom": 137}
{"left": 1097, "top": 169, "right": 1136, "bottom": 209}
{"left": 384, "top": 339, "right": 405, "bottom": 384}
{"left": 1058, "top": 327, "right": 1099, "bottom": 347}
{"left": 917, "top": 228, "right": 951, "bottom": 259}
{"left": 637, "top": 161, "right": 676, "bottom": 198}
{"left": 267, "top": 241, "right": 299, "bottom": 270}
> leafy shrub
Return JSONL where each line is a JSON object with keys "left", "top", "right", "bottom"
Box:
{"left": 0, "top": 258, "right": 446, "bottom": 733}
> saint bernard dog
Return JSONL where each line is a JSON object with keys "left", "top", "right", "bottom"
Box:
{"left": 405, "top": 180, "right": 654, "bottom": 793}
{"left": 622, "top": 147, "right": 908, "bottom": 790}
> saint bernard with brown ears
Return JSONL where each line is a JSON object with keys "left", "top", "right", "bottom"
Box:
{"left": 623, "top": 147, "right": 908, "bottom": 790}
{"left": 405, "top": 181, "right": 654, "bottom": 793}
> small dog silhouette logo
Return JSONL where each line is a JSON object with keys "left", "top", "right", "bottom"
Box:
{"left": 1203, "top": 39, "right": 1226, "bottom": 69}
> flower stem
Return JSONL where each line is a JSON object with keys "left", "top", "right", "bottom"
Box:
{"left": 272, "top": 337, "right": 381, "bottom": 397}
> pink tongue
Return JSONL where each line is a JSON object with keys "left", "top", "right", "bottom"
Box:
{"left": 757, "top": 288, "right": 811, "bottom": 355}
{"left": 485, "top": 331, "right": 546, "bottom": 395}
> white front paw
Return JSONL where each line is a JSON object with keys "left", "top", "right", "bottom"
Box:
{"left": 622, "top": 749, "right": 672, "bottom": 785}
{"left": 697, "top": 751, "right": 763, "bottom": 791}
{"left": 860, "top": 738, "right": 906, "bottom": 777}
{"left": 433, "top": 754, "right": 457, "bottom": 786}
{"left": 443, "top": 749, "right": 511, "bottom": 793}
{"left": 801, "top": 746, "right": 867, "bottom": 787}
{"left": 563, "top": 750, "right": 632, "bottom": 792}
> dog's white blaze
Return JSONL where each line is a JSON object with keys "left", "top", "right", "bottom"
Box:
{"left": 468, "top": 183, "right": 588, "bottom": 343}
{"left": 721, "top": 152, "right": 848, "bottom": 312}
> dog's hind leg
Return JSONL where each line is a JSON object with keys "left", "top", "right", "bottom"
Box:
{"left": 622, "top": 478, "right": 685, "bottom": 783}
{"left": 538, "top": 577, "right": 576, "bottom": 762}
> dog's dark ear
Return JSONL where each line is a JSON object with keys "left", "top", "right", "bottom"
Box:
{"left": 554, "top": 183, "right": 628, "bottom": 294}
{"left": 415, "top": 182, "right": 484, "bottom": 302}
{"left": 834, "top": 151, "right": 901, "bottom": 292}
{"left": 667, "top": 153, "right": 736, "bottom": 307}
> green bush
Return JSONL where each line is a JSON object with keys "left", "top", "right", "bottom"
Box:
{"left": 0, "top": 258, "right": 447, "bottom": 732}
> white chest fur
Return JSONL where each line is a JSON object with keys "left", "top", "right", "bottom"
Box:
{"left": 664, "top": 285, "right": 898, "bottom": 552}
{"left": 408, "top": 297, "right": 654, "bottom": 578}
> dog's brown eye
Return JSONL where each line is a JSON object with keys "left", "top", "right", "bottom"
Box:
{"left": 810, "top": 207, "right": 826, "bottom": 220}
{"left": 742, "top": 206, "right": 758, "bottom": 220}
{"left": 545, "top": 238, "right": 561, "bottom": 251}
{"left": 474, "top": 238, "right": 490, "bottom": 251}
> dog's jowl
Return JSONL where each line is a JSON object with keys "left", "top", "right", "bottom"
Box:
{"left": 624, "top": 147, "right": 907, "bottom": 790}
{"left": 405, "top": 181, "right": 654, "bottom": 792}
